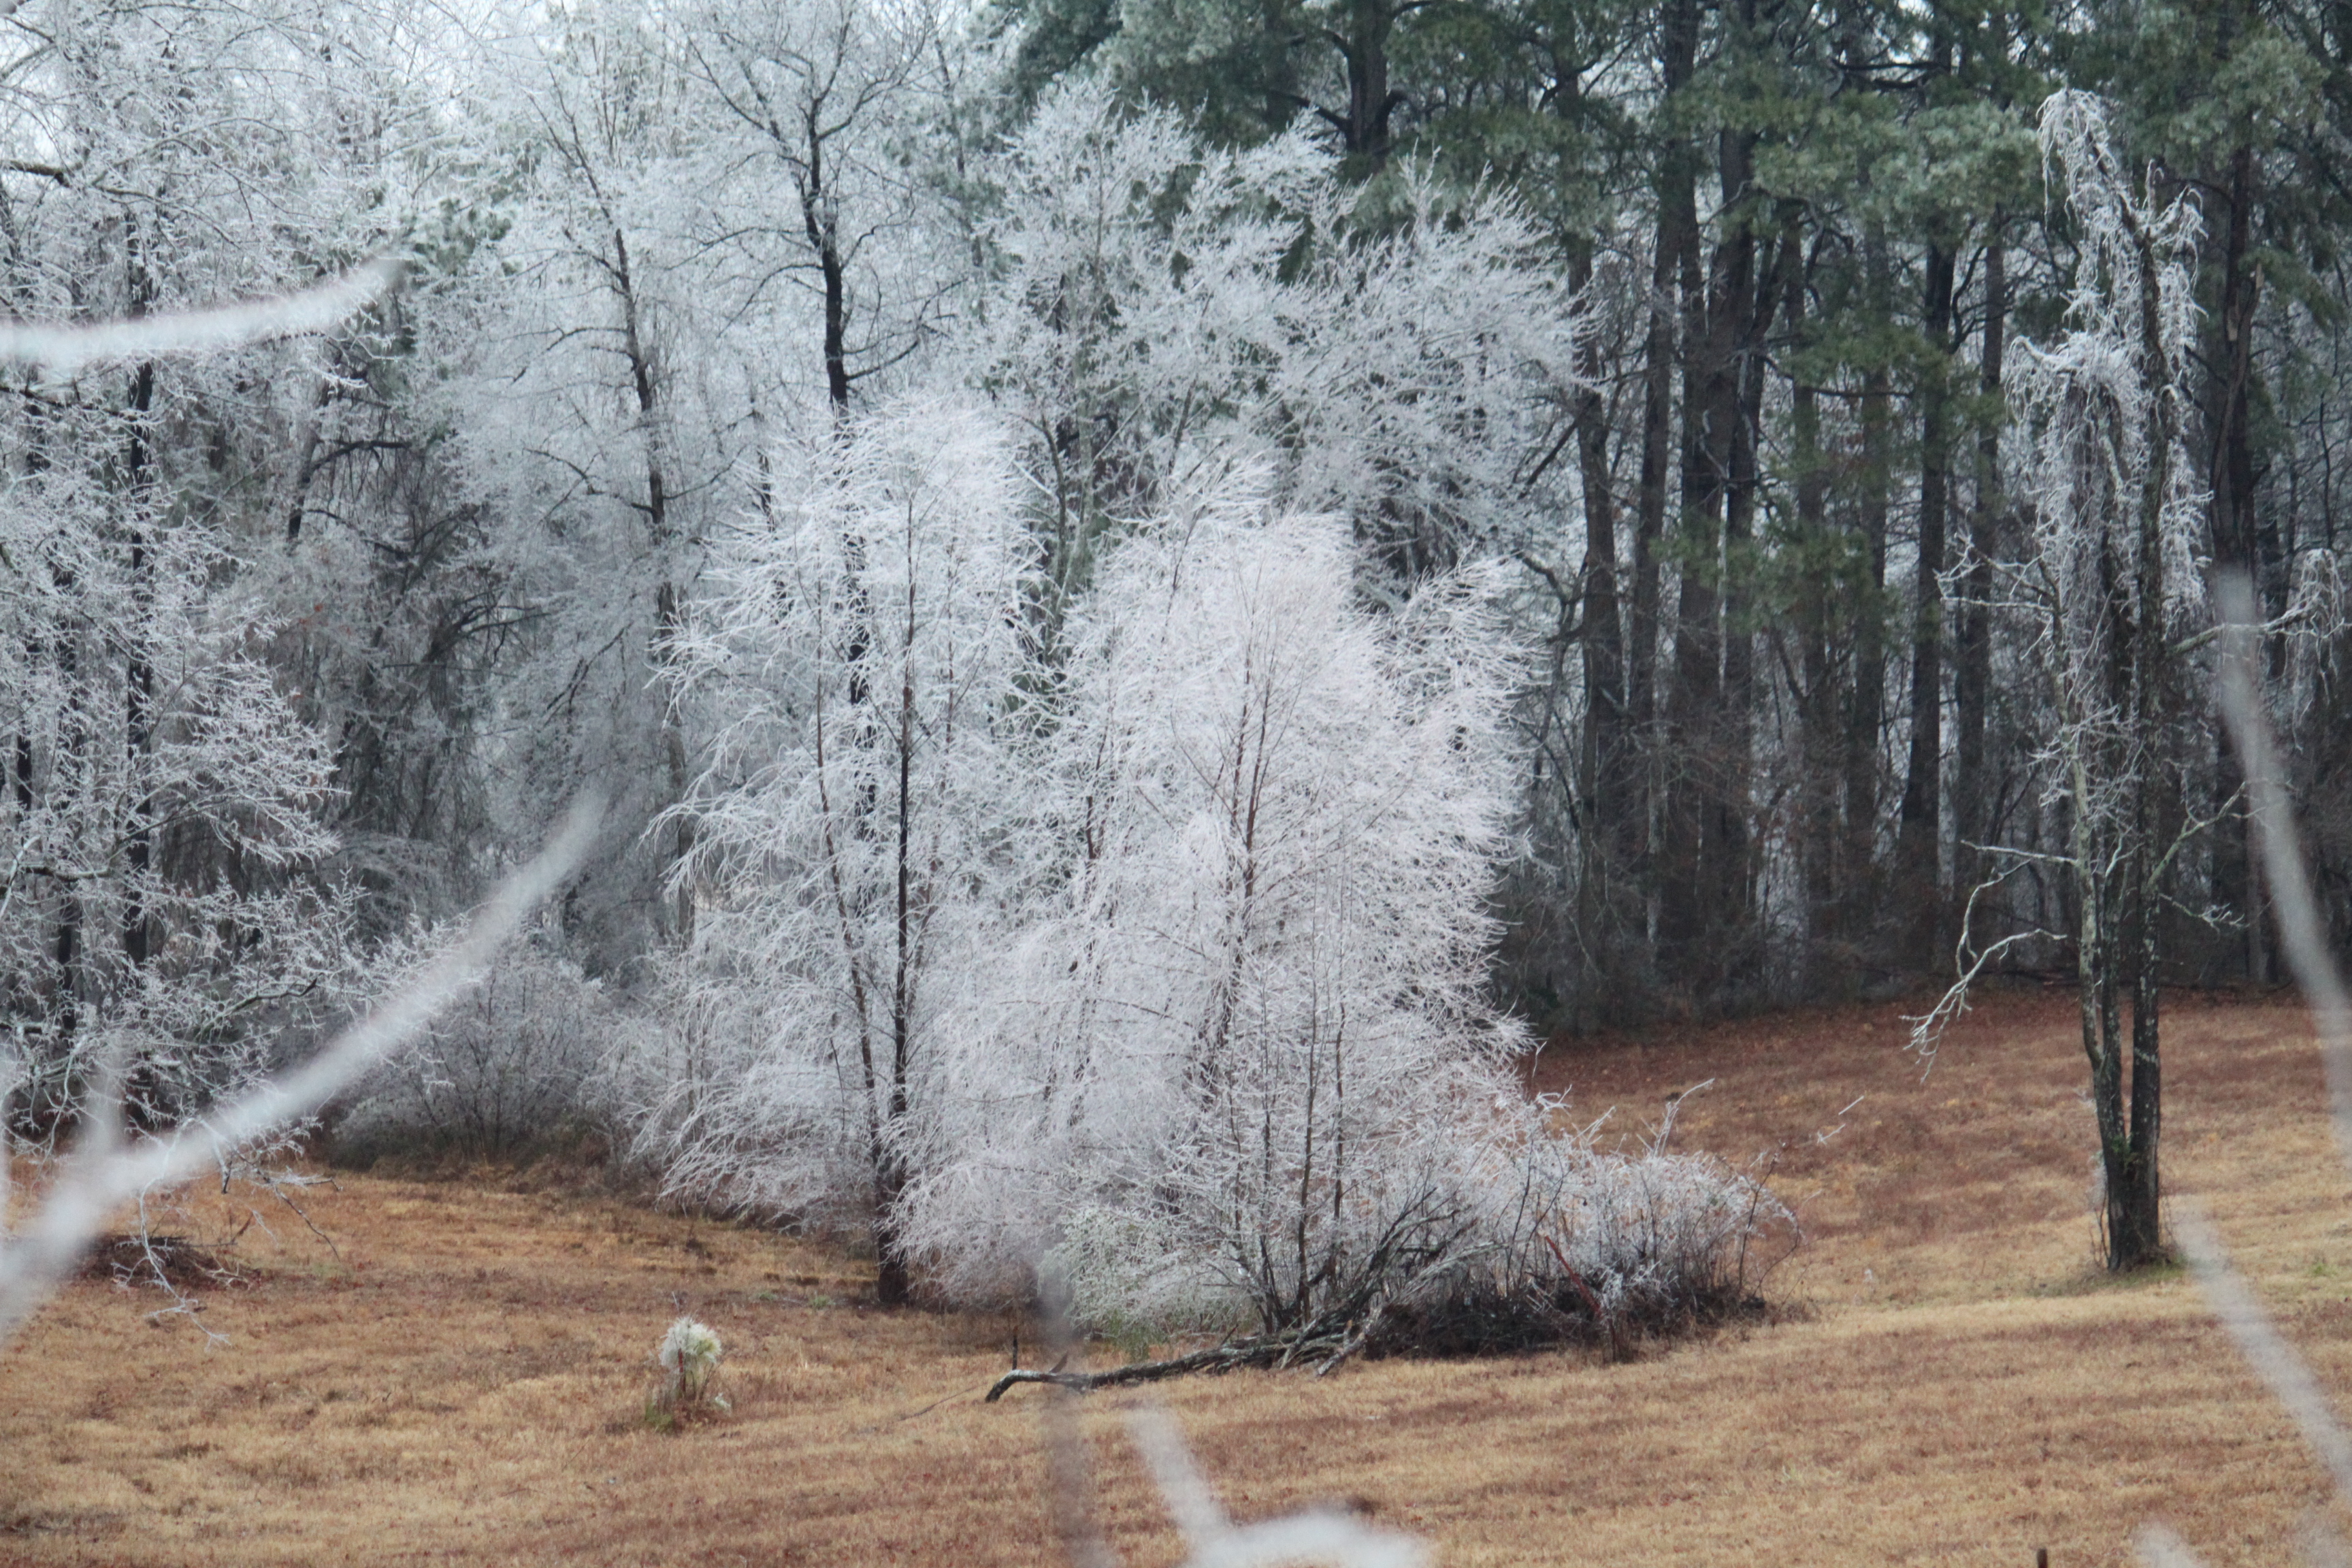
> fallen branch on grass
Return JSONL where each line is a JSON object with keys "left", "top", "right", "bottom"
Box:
{"left": 985, "top": 1312, "right": 1385, "bottom": 1401}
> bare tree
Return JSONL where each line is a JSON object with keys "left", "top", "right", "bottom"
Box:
{"left": 686, "top": 0, "right": 946, "bottom": 416}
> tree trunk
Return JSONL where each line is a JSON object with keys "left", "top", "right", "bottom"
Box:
{"left": 614, "top": 226, "right": 696, "bottom": 943}
{"left": 1661, "top": 71, "right": 1762, "bottom": 987}
{"left": 1897, "top": 235, "right": 1957, "bottom": 971}
{"left": 2080, "top": 189, "right": 2185, "bottom": 1274}
{"left": 1570, "top": 246, "right": 1631, "bottom": 929}
{"left": 1629, "top": 0, "right": 1701, "bottom": 969}
{"left": 122, "top": 355, "right": 156, "bottom": 973}
{"left": 2208, "top": 140, "right": 2266, "bottom": 982}
{"left": 1785, "top": 228, "right": 1840, "bottom": 978}
{"left": 2113, "top": 201, "right": 2179, "bottom": 1271}
{"left": 1713, "top": 201, "right": 1788, "bottom": 976}
{"left": 1327, "top": 0, "right": 1401, "bottom": 170}
{"left": 1846, "top": 223, "right": 1893, "bottom": 953}
{"left": 1953, "top": 228, "right": 2004, "bottom": 925}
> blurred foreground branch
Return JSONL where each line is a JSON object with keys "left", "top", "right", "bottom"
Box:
{"left": 2145, "top": 578, "right": 2352, "bottom": 1566}
{"left": 0, "top": 259, "right": 405, "bottom": 374}
{"left": 0, "top": 798, "right": 600, "bottom": 1345}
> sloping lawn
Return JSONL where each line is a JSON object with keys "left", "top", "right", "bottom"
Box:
{"left": 3, "top": 989, "right": 2347, "bottom": 1566}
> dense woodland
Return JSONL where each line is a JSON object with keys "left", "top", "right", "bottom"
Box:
{"left": 1, "top": 0, "right": 2347, "bottom": 1323}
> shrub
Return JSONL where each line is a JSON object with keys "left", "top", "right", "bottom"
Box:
{"left": 336, "top": 939, "right": 619, "bottom": 1163}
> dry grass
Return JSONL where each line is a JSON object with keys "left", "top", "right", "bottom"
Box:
{"left": 5, "top": 989, "right": 2352, "bottom": 1566}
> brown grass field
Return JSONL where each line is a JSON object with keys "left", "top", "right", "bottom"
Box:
{"left": 7, "top": 988, "right": 2352, "bottom": 1567}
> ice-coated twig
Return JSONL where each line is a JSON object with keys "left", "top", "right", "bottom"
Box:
{"left": 0, "top": 797, "right": 600, "bottom": 1345}
{"left": 0, "top": 259, "right": 404, "bottom": 374}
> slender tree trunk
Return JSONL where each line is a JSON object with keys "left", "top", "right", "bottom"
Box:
{"left": 1954, "top": 229, "right": 2004, "bottom": 924}
{"left": 2113, "top": 206, "right": 2178, "bottom": 1271}
{"left": 798, "top": 110, "right": 855, "bottom": 414}
{"left": 1785, "top": 231, "right": 1840, "bottom": 977}
{"left": 1846, "top": 223, "right": 1893, "bottom": 952}
{"left": 613, "top": 227, "right": 696, "bottom": 943}
{"left": 1571, "top": 247, "right": 1631, "bottom": 928}
{"left": 1715, "top": 207, "right": 1786, "bottom": 975}
{"left": 1630, "top": 0, "right": 1701, "bottom": 968}
{"left": 1661, "top": 93, "right": 1760, "bottom": 985}
{"left": 2208, "top": 141, "right": 2266, "bottom": 982}
{"left": 876, "top": 570, "right": 920, "bottom": 1308}
{"left": 122, "top": 358, "right": 155, "bottom": 973}
{"left": 1898, "top": 236, "right": 1957, "bottom": 970}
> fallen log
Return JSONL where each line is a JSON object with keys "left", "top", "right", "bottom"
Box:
{"left": 984, "top": 1328, "right": 1364, "bottom": 1401}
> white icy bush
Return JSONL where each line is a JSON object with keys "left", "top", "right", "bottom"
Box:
{"left": 651, "top": 1314, "right": 725, "bottom": 1418}
{"left": 337, "top": 937, "right": 621, "bottom": 1160}
{"left": 901, "top": 485, "right": 1531, "bottom": 1329}
{"left": 1458, "top": 1099, "right": 1788, "bottom": 1343}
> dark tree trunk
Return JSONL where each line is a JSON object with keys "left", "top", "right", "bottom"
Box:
{"left": 796, "top": 114, "right": 855, "bottom": 414}
{"left": 1897, "top": 236, "right": 1957, "bottom": 970}
{"left": 1785, "top": 229, "right": 1841, "bottom": 977}
{"left": 1570, "top": 247, "right": 1631, "bottom": 920}
{"left": 121, "top": 353, "right": 156, "bottom": 973}
{"left": 1954, "top": 229, "right": 2004, "bottom": 922}
{"left": 1629, "top": 0, "right": 1701, "bottom": 968}
{"left": 1662, "top": 81, "right": 1773, "bottom": 996}
{"left": 1846, "top": 224, "right": 1893, "bottom": 953}
{"left": 1324, "top": 0, "right": 1403, "bottom": 169}
{"left": 2097, "top": 200, "right": 2182, "bottom": 1273}
{"left": 615, "top": 227, "right": 696, "bottom": 943}
{"left": 2208, "top": 141, "right": 2266, "bottom": 982}
{"left": 877, "top": 595, "right": 921, "bottom": 1309}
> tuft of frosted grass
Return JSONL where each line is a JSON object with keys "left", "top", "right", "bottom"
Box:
{"left": 653, "top": 1316, "right": 725, "bottom": 1414}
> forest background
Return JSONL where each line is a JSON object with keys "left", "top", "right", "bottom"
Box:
{"left": 1, "top": 0, "right": 2346, "bottom": 1320}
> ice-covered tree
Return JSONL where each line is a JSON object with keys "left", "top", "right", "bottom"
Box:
{"left": 902, "top": 483, "right": 1530, "bottom": 1328}
{"left": 1923, "top": 91, "right": 2205, "bottom": 1271}
{"left": 960, "top": 84, "right": 1578, "bottom": 617}
{"left": 0, "top": 462, "right": 357, "bottom": 1139}
{"left": 0, "top": 0, "right": 446, "bottom": 1141}
{"left": 649, "top": 399, "right": 1036, "bottom": 1305}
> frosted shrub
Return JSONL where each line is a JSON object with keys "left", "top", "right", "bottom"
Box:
{"left": 338, "top": 940, "right": 619, "bottom": 1161}
{"left": 650, "top": 1316, "right": 725, "bottom": 1420}
{"left": 1409, "top": 1101, "right": 1791, "bottom": 1352}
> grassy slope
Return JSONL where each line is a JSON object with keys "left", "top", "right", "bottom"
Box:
{"left": 4, "top": 990, "right": 2351, "bottom": 1567}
